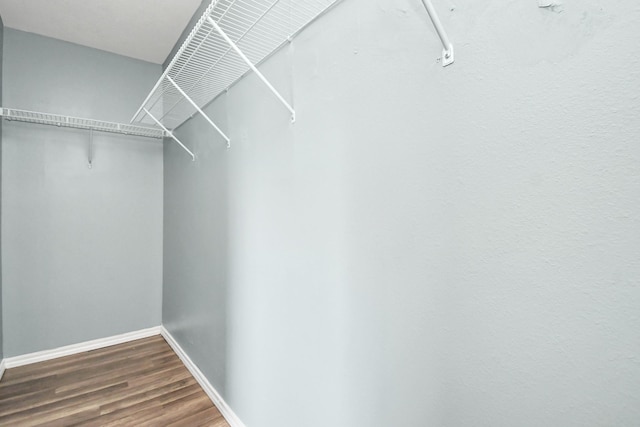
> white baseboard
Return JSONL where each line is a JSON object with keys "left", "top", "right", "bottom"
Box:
{"left": 160, "top": 326, "right": 246, "bottom": 427}
{"left": 1, "top": 326, "right": 244, "bottom": 427}
{"left": 4, "top": 326, "right": 162, "bottom": 369}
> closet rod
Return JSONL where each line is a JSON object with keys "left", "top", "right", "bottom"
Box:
{"left": 420, "top": 0, "right": 454, "bottom": 66}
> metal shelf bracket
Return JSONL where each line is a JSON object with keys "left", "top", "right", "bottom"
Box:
{"left": 207, "top": 17, "right": 296, "bottom": 123}
{"left": 143, "top": 108, "right": 195, "bottom": 161}
{"left": 166, "top": 76, "right": 231, "bottom": 148}
{"left": 420, "top": 0, "right": 455, "bottom": 67}
{"left": 88, "top": 129, "right": 94, "bottom": 169}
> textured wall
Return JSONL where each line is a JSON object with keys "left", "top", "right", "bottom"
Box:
{"left": 2, "top": 30, "right": 163, "bottom": 357}
{"left": 163, "top": 0, "right": 640, "bottom": 426}
{"left": 0, "top": 14, "right": 4, "bottom": 360}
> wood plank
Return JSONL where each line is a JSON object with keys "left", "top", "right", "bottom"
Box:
{"left": 76, "top": 384, "right": 203, "bottom": 426}
{"left": 166, "top": 407, "right": 225, "bottom": 427}
{"left": 3, "top": 340, "right": 172, "bottom": 386}
{"left": 0, "top": 336, "right": 230, "bottom": 427}
{"left": 3, "top": 336, "right": 167, "bottom": 383}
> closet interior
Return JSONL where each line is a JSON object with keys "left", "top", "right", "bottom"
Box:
{"left": 0, "top": 0, "right": 638, "bottom": 426}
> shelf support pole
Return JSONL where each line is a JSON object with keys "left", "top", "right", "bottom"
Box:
{"left": 420, "top": 0, "right": 454, "bottom": 66}
{"left": 166, "top": 76, "right": 231, "bottom": 148}
{"left": 143, "top": 108, "right": 196, "bottom": 161}
{"left": 88, "top": 129, "right": 94, "bottom": 169}
{"left": 207, "top": 17, "right": 296, "bottom": 123}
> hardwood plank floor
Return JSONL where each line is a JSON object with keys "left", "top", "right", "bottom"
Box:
{"left": 0, "top": 335, "right": 230, "bottom": 426}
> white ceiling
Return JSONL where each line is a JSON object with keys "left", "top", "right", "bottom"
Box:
{"left": 0, "top": 0, "right": 202, "bottom": 64}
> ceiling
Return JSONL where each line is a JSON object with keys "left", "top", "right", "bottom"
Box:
{"left": 0, "top": 0, "right": 203, "bottom": 64}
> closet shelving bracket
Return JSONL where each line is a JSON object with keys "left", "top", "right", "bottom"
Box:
{"left": 166, "top": 75, "right": 231, "bottom": 149}
{"left": 130, "top": 0, "right": 345, "bottom": 159}
{"left": 88, "top": 129, "right": 94, "bottom": 168}
{"left": 420, "top": 0, "right": 455, "bottom": 66}
{"left": 206, "top": 16, "right": 296, "bottom": 124}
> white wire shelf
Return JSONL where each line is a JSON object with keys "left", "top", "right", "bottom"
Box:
{"left": 131, "top": 0, "right": 344, "bottom": 157}
{"left": 1, "top": 107, "right": 166, "bottom": 139}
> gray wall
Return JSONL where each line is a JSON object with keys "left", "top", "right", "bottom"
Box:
{"left": 2, "top": 29, "right": 164, "bottom": 357}
{"left": 163, "top": 0, "right": 640, "bottom": 426}
{"left": 0, "top": 14, "right": 3, "bottom": 361}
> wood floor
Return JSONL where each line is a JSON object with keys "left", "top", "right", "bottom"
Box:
{"left": 0, "top": 335, "right": 230, "bottom": 426}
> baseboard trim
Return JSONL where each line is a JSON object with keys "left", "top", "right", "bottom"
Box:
{"left": 160, "top": 326, "right": 246, "bottom": 427}
{"left": 4, "top": 326, "right": 162, "bottom": 369}
{"left": 1, "top": 326, "right": 245, "bottom": 426}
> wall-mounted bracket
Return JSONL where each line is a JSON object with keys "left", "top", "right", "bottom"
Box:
{"left": 442, "top": 44, "right": 454, "bottom": 67}
{"left": 420, "top": 0, "right": 455, "bottom": 67}
{"left": 88, "top": 129, "right": 94, "bottom": 169}
{"left": 207, "top": 17, "right": 296, "bottom": 123}
{"left": 143, "top": 108, "right": 195, "bottom": 161}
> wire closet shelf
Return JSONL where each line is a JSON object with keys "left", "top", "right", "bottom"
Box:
{"left": 0, "top": 108, "right": 166, "bottom": 139}
{"left": 131, "top": 0, "right": 343, "bottom": 153}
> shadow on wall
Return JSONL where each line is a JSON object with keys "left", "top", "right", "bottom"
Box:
{"left": 161, "top": 94, "right": 231, "bottom": 397}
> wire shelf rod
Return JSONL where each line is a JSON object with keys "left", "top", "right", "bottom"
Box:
{"left": 420, "top": 0, "right": 454, "bottom": 66}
